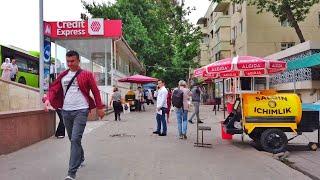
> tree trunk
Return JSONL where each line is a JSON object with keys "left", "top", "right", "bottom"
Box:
{"left": 283, "top": 2, "right": 305, "bottom": 43}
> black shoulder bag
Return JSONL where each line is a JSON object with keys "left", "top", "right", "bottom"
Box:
{"left": 65, "top": 69, "right": 82, "bottom": 96}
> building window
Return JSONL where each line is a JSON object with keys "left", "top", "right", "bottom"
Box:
{"left": 203, "top": 20, "right": 207, "bottom": 27}
{"left": 232, "top": 51, "right": 237, "bottom": 57}
{"left": 281, "top": 42, "right": 295, "bottom": 51}
{"left": 215, "top": 52, "right": 221, "bottom": 61}
{"left": 210, "top": 30, "right": 214, "bottom": 39}
{"left": 318, "top": 12, "right": 320, "bottom": 25}
{"left": 240, "top": 19, "right": 243, "bottom": 34}
{"left": 232, "top": 26, "right": 237, "bottom": 39}
{"left": 215, "top": 29, "right": 220, "bottom": 42}
{"left": 281, "top": 19, "right": 290, "bottom": 27}
{"left": 201, "top": 35, "right": 209, "bottom": 44}
{"left": 232, "top": 3, "right": 235, "bottom": 14}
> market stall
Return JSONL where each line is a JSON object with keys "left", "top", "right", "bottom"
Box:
{"left": 195, "top": 56, "right": 320, "bottom": 153}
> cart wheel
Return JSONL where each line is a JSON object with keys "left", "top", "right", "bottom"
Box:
{"left": 308, "top": 142, "right": 318, "bottom": 151}
{"left": 248, "top": 131, "right": 262, "bottom": 142}
{"left": 260, "top": 129, "right": 287, "bottom": 154}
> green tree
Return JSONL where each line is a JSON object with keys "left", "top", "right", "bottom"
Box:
{"left": 211, "top": 0, "right": 320, "bottom": 43}
{"left": 82, "top": 0, "right": 201, "bottom": 88}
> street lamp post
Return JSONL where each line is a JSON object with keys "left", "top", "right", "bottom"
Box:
{"left": 39, "top": 0, "right": 44, "bottom": 104}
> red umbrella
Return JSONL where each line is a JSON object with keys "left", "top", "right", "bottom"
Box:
{"left": 118, "top": 74, "right": 158, "bottom": 84}
{"left": 193, "top": 67, "right": 205, "bottom": 77}
{"left": 205, "top": 56, "right": 286, "bottom": 78}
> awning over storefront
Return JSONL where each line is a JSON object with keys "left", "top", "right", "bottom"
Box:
{"left": 287, "top": 53, "right": 320, "bottom": 71}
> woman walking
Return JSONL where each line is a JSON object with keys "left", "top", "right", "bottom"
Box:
{"left": 1, "top": 58, "right": 12, "bottom": 81}
{"left": 110, "top": 87, "right": 122, "bottom": 121}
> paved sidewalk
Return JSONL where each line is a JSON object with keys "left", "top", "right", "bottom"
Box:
{"left": 0, "top": 105, "right": 310, "bottom": 180}
{"left": 285, "top": 126, "right": 320, "bottom": 179}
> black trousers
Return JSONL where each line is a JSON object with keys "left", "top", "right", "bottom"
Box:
{"left": 11, "top": 74, "right": 16, "bottom": 82}
{"left": 50, "top": 74, "right": 55, "bottom": 83}
{"left": 135, "top": 100, "right": 141, "bottom": 111}
{"left": 113, "top": 101, "right": 122, "bottom": 120}
{"left": 55, "top": 109, "right": 65, "bottom": 137}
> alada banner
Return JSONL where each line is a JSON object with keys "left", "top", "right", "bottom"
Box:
{"left": 44, "top": 19, "right": 122, "bottom": 39}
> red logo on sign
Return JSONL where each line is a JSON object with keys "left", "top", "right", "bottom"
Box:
{"left": 90, "top": 21, "right": 101, "bottom": 32}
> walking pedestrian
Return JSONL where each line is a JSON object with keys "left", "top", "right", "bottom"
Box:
{"left": 50, "top": 62, "right": 56, "bottom": 83}
{"left": 147, "top": 89, "right": 154, "bottom": 105}
{"left": 153, "top": 79, "right": 168, "bottom": 136}
{"left": 10, "top": 59, "right": 18, "bottom": 82}
{"left": 135, "top": 87, "right": 143, "bottom": 111}
{"left": 140, "top": 87, "right": 145, "bottom": 111}
{"left": 1, "top": 58, "right": 12, "bottom": 81}
{"left": 44, "top": 50, "right": 105, "bottom": 180}
{"left": 172, "top": 80, "right": 191, "bottom": 139}
{"left": 166, "top": 88, "right": 172, "bottom": 123}
{"left": 110, "top": 87, "right": 122, "bottom": 121}
{"left": 189, "top": 83, "right": 203, "bottom": 124}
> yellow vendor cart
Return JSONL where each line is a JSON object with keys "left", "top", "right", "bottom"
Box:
{"left": 223, "top": 90, "right": 320, "bottom": 153}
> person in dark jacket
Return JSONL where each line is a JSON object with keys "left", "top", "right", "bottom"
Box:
{"left": 189, "top": 84, "right": 203, "bottom": 124}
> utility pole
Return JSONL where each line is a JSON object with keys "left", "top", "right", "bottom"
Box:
{"left": 39, "top": 0, "right": 44, "bottom": 104}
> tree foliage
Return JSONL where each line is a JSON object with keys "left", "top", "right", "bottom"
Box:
{"left": 211, "top": 0, "right": 320, "bottom": 43}
{"left": 82, "top": 0, "right": 201, "bottom": 88}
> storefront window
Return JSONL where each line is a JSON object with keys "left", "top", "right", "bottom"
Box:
{"left": 55, "top": 39, "right": 112, "bottom": 87}
{"left": 240, "top": 77, "right": 252, "bottom": 90}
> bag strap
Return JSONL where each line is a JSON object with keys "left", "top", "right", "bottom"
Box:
{"left": 65, "top": 69, "right": 82, "bottom": 96}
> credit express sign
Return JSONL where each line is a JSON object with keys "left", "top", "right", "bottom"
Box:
{"left": 57, "top": 21, "right": 87, "bottom": 36}
{"left": 44, "top": 19, "right": 122, "bottom": 39}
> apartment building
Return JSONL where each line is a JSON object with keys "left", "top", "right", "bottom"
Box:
{"left": 214, "top": 1, "right": 320, "bottom": 58}
{"left": 196, "top": 3, "right": 232, "bottom": 65}
{"left": 197, "top": 1, "right": 320, "bottom": 62}
{"left": 195, "top": 1, "right": 320, "bottom": 101}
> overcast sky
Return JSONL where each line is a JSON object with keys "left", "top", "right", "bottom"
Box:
{"left": 0, "top": 0, "right": 210, "bottom": 51}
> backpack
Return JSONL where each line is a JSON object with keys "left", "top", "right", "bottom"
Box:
{"left": 172, "top": 88, "right": 184, "bottom": 108}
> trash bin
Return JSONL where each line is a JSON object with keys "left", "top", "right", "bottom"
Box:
{"left": 221, "top": 121, "right": 233, "bottom": 140}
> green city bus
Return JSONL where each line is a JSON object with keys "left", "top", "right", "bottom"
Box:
{"left": 0, "top": 45, "right": 39, "bottom": 88}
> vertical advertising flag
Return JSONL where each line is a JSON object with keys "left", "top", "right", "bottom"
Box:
{"left": 43, "top": 37, "right": 51, "bottom": 91}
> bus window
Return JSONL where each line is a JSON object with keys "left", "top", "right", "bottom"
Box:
{"left": 15, "top": 58, "right": 28, "bottom": 72}
{"left": 27, "top": 60, "right": 39, "bottom": 75}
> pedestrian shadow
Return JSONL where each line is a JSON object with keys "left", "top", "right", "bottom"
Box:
{"left": 287, "top": 144, "right": 313, "bottom": 152}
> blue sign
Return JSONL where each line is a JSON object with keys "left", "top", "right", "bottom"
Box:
{"left": 43, "top": 38, "right": 51, "bottom": 91}
{"left": 44, "top": 44, "right": 51, "bottom": 63}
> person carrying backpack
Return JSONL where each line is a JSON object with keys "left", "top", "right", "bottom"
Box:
{"left": 172, "top": 80, "right": 191, "bottom": 139}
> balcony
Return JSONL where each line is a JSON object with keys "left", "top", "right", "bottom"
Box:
{"left": 214, "top": 2, "right": 230, "bottom": 12}
{"left": 212, "top": 41, "right": 232, "bottom": 54}
{"left": 213, "top": 15, "right": 231, "bottom": 32}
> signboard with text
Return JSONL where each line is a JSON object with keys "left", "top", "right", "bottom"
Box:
{"left": 44, "top": 19, "right": 122, "bottom": 39}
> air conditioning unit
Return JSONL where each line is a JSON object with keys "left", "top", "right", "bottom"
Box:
{"left": 236, "top": 4, "right": 242, "bottom": 12}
